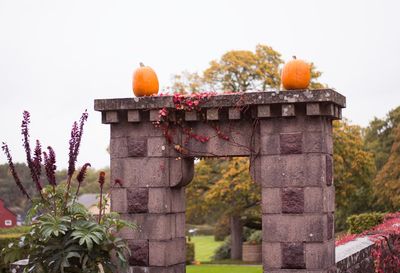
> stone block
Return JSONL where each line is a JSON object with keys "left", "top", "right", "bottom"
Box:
{"left": 111, "top": 122, "right": 164, "bottom": 138}
{"left": 128, "top": 138, "right": 147, "bottom": 157}
{"left": 326, "top": 155, "right": 333, "bottom": 186}
{"left": 262, "top": 188, "right": 281, "bottom": 214}
{"left": 262, "top": 242, "right": 281, "bottom": 269}
{"left": 258, "top": 105, "right": 271, "bottom": 118}
{"left": 262, "top": 214, "right": 327, "bottom": 242}
{"left": 304, "top": 187, "right": 323, "bottom": 213}
{"left": 147, "top": 137, "right": 167, "bottom": 157}
{"left": 260, "top": 154, "right": 326, "bottom": 187}
{"left": 228, "top": 108, "right": 241, "bottom": 119}
{"left": 111, "top": 158, "right": 170, "bottom": 188}
{"left": 128, "top": 240, "right": 149, "bottom": 266}
{"left": 323, "top": 186, "right": 335, "bottom": 213}
{"left": 305, "top": 240, "right": 335, "bottom": 269}
{"left": 148, "top": 188, "right": 171, "bottom": 213}
{"left": 282, "top": 242, "right": 305, "bottom": 269}
{"left": 110, "top": 137, "right": 128, "bottom": 158}
{"left": 175, "top": 213, "right": 186, "bottom": 238}
{"left": 111, "top": 188, "right": 127, "bottom": 213}
{"left": 207, "top": 108, "right": 219, "bottom": 120}
{"left": 149, "top": 238, "right": 186, "bottom": 266}
{"left": 170, "top": 158, "right": 194, "bottom": 187}
{"left": 307, "top": 103, "right": 321, "bottom": 116}
{"left": 170, "top": 187, "right": 186, "bottom": 212}
{"left": 280, "top": 133, "right": 303, "bottom": 154}
{"left": 282, "top": 104, "right": 295, "bottom": 117}
{"left": 185, "top": 111, "right": 198, "bottom": 121}
{"left": 282, "top": 188, "right": 304, "bottom": 214}
{"left": 327, "top": 213, "right": 334, "bottom": 240}
{"left": 260, "top": 135, "right": 280, "bottom": 155}
{"left": 103, "top": 111, "right": 119, "bottom": 124}
{"left": 128, "top": 110, "right": 141, "bottom": 122}
{"left": 120, "top": 213, "right": 175, "bottom": 240}
{"left": 149, "top": 109, "right": 160, "bottom": 121}
{"left": 260, "top": 116, "right": 331, "bottom": 135}
{"left": 127, "top": 188, "right": 149, "bottom": 213}
{"left": 304, "top": 132, "right": 328, "bottom": 153}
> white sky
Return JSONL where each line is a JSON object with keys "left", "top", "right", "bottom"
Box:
{"left": 1, "top": 0, "right": 400, "bottom": 169}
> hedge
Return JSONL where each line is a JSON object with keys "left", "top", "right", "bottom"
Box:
{"left": 0, "top": 233, "right": 24, "bottom": 273}
{"left": 346, "top": 212, "right": 385, "bottom": 234}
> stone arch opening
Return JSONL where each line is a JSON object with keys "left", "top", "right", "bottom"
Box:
{"left": 95, "top": 89, "right": 345, "bottom": 273}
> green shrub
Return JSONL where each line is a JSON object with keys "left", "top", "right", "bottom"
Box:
{"left": 214, "top": 217, "right": 230, "bottom": 241}
{"left": 0, "top": 233, "right": 25, "bottom": 273}
{"left": 186, "top": 242, "right": 195, "bottom": 264}
{"left": 0, "top": 226, "right": 30, "bottom": 235}
{"left": 212, "top": 236, "right": 231, "bottom": 260}
{"left": 245, "top": 230, "right": 262, "bottom": 245}
{"left": 347, "top": 212, "right": 385, "bottom": 234}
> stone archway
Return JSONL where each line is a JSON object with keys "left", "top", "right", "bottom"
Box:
{"left": 95, "top": 89, "right": 345, "bottom": 273}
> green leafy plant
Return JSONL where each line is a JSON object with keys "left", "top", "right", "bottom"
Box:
{"left": 346, "top": 212, "right": 385, "bottom": 234}
{"left": 244, "top": 230, "right": 261, "bottom": 245}
{"left": 1, "top": 111, "right": 134, "bottom": 273}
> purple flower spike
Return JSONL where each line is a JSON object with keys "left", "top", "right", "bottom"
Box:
{"left": 1, "top": 142, "right": 31, "bottom": 201}
{"left": 67, "top": 110, "right": 89, "bottom": 177}
{"left": 43, "top": 146, "right": 57, "bottom": 186}
{"left": 33, "top": 140, "right": 42, "bottom": 178}
{"left": 77, "top": 163, "right": 91, "bottom": 184}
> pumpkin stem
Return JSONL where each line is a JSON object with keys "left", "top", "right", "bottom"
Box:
{"left": 139, "top": 62, "right": 145, "bottom": 67}
{"left": 292, "top": 56, "right": 297, "bottom": 60}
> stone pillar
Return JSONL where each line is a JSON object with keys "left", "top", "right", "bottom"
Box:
{"left": 254, "top": 113, "right": 335, "bottom": 272}
{"left": 109, "top": 118, "right": 193, "bottom": 273}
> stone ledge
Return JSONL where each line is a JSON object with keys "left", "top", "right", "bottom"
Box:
{"left": 335, "top": 237, "right": 375, "bottom": 272}
{"left": 95, "top": 89, "right": 345, "bottom": 112}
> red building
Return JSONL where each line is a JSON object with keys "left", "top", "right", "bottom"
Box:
{"left": 0, "top": 199, "right": 17, "bottom": 228}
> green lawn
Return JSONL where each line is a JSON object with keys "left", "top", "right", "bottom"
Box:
{"left": 190, "top": 235, "right": 223, "bottom": 262}
{"left": 187, "top": 265, "right": 262, "bottom": 273}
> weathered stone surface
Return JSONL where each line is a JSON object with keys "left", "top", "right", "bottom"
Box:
{"left": 128, "top": 110, "right": 141, "bottom": 122}
{"left": 128, "top": 240, "right": 149, "bottom": 266}
{"left": 281, "top": 104, "right": 295, "bottom": 116}
{"left": 110, "top": 137, "right": 128, "bottom": 158}
{"left": 95, "top": 89, "right": 346, "bottom": 112}
{"left": 149, "top": 109, "right": 160, "bottom": 121}
{"left": 149, "top": 238, "right": 186, "bottom": 266}
{"left": 175, "top": 213, "right": 186, "bottom": 238}
{"left": 111, "top": 121, "right": 164, "bottom": 139}
{"left": 261, "top": 188, "right": 281, "bottom": 214}
{"left": 326, "top": 155, "right": 333, "bottom": 186}
{"left": 147, "top": 137, "right": 167, "bottom": 157}
{"left": 327, "top": 213, "right": 334, "bottom": 240}
{"left": 260, "top": 116, "right": 331, "bottom": 135}
{"left": 260, "top": 135, "right": 280, "bottom": 155}
{"left": 170, "top": 158, "right": 194, "bottom": 187}
{"left": 307, "top": 103, "right": 321, "bottom": 115}
{"left": 305, "top": 241, "right": 335, "bottom": 269}
{"left": 263, "top": 214, "right": 327, "bottom": 242}
{"left": 258, "top": 105, "right": 271, "bottom": 117}
{"left": 228, "top": 108, "right": 241, "bottom": 119}
{"left": 280, "top": 133, "right": 303, "bottom": 154}
{"left": 147, "top": 188, "right": 185, "bottom": 213}
{"left": 262, "top": 242, "right": 281, "bottom": 269}
{"left": 304, "top": 132, "right": 329, "bottom": 153}
{"left": 282, "top": 243, "right": 305, "bottom": 269}
{"left": 119, "top": 214, "right": 176, "bottom": 240}
{"left": 127, "top": 188, "right": 149, "bottom": 213}
{"left": 207, "top": 108, "right": 219, "bottom": 120}
{"left": 304, "top": 187, "right": 323, "bottom": 213}
{"left": 102, "top": 111, "right": 119, "bottom": 123}
{"left": 110, "top": 188, "right": 127, "bottom": 213}
{"left": 111, "top": 158, "right": 169, "bottom": 188}
{"left": 185, "top": 111, "right": 198, "bottom": 121}
{"left": 323, "top": 186, "right": 335, "bottom": 213}
{"left": 282, "top": 188, "right": 304, "bottom": 214}
{"left": 260, "top": 154, "right": 326, "bottom": 187}
{"left": 128, "top": 138, "right": 147, "bottom": 157}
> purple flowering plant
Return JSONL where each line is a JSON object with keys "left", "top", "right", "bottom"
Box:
{"left": 1, "top": 111, "right": 134, "bottom": 273}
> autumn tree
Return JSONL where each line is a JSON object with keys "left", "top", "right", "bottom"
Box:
{"left": 333, "top": 120, "right": 376, "bottom": 230}
{"left": 169, "top": 71, "right": 204, "bottom": 94}
{"left": 373, "top": 127, "right": 400, "bottom": 211}
{"left": 364, "top": 106, "right": 400, "bottom": 171}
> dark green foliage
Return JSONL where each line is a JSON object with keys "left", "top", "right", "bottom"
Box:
{"left": 0, "top": 226, "right": 30, "bottom": 235}
{"left": 245, "top": 230, "right": 262, "bottom": 245}
{"left": 186, "top": 242, "right": 195, "bottom": 264}
{"left": 212, "top": 236, "right": 231, "bottom": 261}
{"left": 347, "top": 212, "right": 385, "bottom": 234}
{"left": 0, "top": 234, "right": 27, "bottom": 273}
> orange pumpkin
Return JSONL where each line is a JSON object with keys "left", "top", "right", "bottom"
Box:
{"left": 281, "top": 56, "right": 311, "bottom": 90}
{"left": 132, "top": 63, "right": 159, "bottom": 97}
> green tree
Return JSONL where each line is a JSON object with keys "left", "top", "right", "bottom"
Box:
{"left": 333, "top": 120, "right": 376, "bottom": 230}
{"left": 364, "top": 106, "right": 400, "bottom": 171}
{"left": 373, "top": 127, "right": 400, "bottom": 210}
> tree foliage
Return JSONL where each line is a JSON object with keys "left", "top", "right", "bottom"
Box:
{"left": 373, "top": 127, "right": 400, "bottom": 210}
{"left": 364, "top": 106, "right": 400, "bottom": 171}
{"left": 333, "top": 120, "right": 376, "bottom": 230}
{"left": 170, "top": 44, "right": 324, "bottom": 93}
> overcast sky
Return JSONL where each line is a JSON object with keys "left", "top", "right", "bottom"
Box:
{"left": 1, "top": 0, "right": 400, "bottom": 169}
